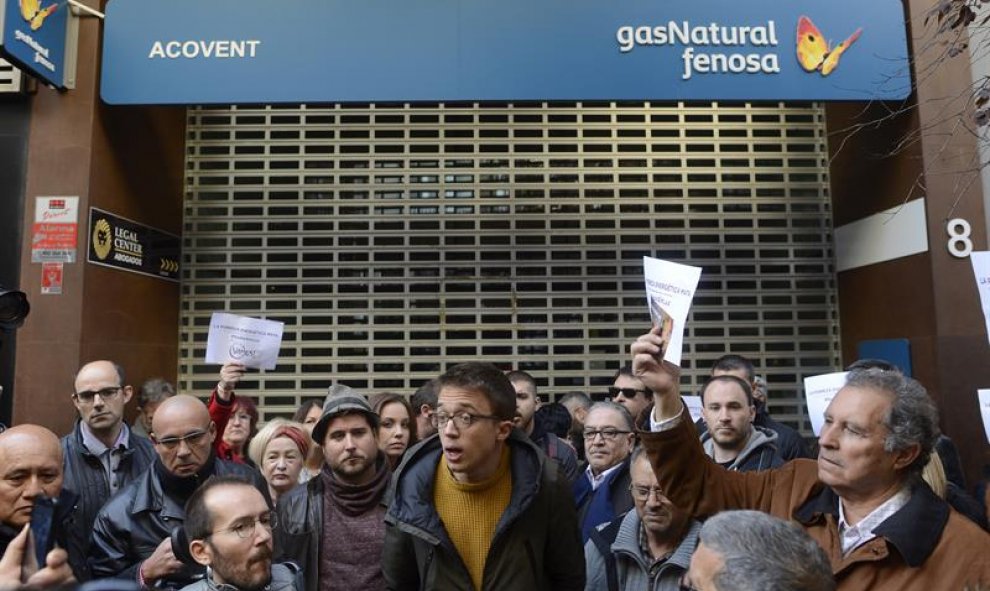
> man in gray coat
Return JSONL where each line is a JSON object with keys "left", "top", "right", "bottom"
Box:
{"left": 584, "top": 446, "right": 700, "bottom": 591}
{"left": 180, "top": 476, "right": 302, "bottom": 591}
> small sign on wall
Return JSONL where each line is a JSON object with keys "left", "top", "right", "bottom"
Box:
{"left": 40, "top": 261, "right": 62, "bottom": 295}
{"left": 86, "top": 207, "right": 180, "bottom": 282}
{"left": 31, "top": 196, "right": 78, "bottom": 263}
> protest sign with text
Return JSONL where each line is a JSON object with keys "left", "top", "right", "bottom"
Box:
{"left": 643, "top": 257, "right": 702, "bottom": 366}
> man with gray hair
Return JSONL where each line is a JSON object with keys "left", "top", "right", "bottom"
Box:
{"left": 133, "top": 377, "right": 177, "bottom": 438}
{"left": 633, "top": 325, "right": 990, "bottom": 590}
{"left": 573, "top": 401, "right": 636, "bottom": 542}
{"left": 685, "top": 510, "right": 833, "bottom": 591}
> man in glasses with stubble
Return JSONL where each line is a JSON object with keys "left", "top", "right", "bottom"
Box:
{"left": 61, "top": 360, "right": 156, "bottom": 581}
{"left": 89, "top": 395, "right": 267, "bottom": 590}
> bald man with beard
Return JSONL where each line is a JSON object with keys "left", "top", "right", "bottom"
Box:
{"left": 89, "top": 395, "right": 268, "bottom": 591}
{"left": 0, "top": 425, "right": 81, "bottom": 587}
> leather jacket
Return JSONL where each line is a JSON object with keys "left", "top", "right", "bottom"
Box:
{"left": 61, "top": 420, "right": 156, "bottom": 581}
{"left": 89, "top": 454, "right": 268, "bottom": 590}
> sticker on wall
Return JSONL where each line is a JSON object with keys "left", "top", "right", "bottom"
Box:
{"left": 40, "top": 261, "right": 63, "bottom": 295}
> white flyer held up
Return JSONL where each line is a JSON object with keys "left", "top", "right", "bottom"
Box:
{"left": 803, "top": 371, "right": 849, "bottom": 436}
{"left": 682, "top": 395, "right": 703, "bottom": 424}
{"left": 979, "top": 389, "right": 990, "bottom": 445}
{"left": 206, "top": 312, "right": 285, "bottom": 370}
{"left": 970, "top": 251, "right": 990, "bottom": 344}
{"left": 643, "top": 257, "right": 703, "bottom": 366}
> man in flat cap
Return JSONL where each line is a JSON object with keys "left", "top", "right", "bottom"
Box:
{"left": 274, "top": 385, "right": 389, "bottom": 591}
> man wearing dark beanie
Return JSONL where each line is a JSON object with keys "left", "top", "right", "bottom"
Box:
{"left": 275, "top": 385, "right": 390, "bottom": 591}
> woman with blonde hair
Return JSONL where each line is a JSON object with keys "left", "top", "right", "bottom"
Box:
{"left": 248, "top": 418, "right": 311, "bottom": 505}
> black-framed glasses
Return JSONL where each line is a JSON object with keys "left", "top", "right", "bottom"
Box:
{"left": 73, "top": 386, "right": 123, "bottom": 404}
{"left": 208, "top": 511, "right": 278, "bottom": 539}
{"left": 153, "top": 429, "right": 210, "bottom": 450}
{"left": 582, "top": 428, "right": 632, "bottom": 441}
{"left": 629, "top": 484, "right": 666, "bottom": 502}
{"left": 431, "top": 411, "right": 502, "bottom": 430}
{"left": 607, "top": 386, "right": 651, "bottom": 399}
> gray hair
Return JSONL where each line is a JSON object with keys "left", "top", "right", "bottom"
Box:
{"left": 559, "top": 391, "right": 591, "bottom": 410}
{"left": 138, "top": 378, "right": 176, "bottom": 407}
{"left": 587, "top": 401, "right": 634, "bottom": 431}
{"left": 699, "top": 511, "right": 834, "bottom": 591}
{"left": 844, "top": 368, "right": 939, "bottom": 477}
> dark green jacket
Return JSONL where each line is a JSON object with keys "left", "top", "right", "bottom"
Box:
{"left": 383, "top": 430, "right": 585, "bottom": 591}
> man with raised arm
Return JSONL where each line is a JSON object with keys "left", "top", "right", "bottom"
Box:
{"left": 631, "top": 326, "right": 990, "bottom": 591}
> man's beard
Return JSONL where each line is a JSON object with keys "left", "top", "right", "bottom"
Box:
{"left": 209, "top": 543, "right": 273, "bottom": 591}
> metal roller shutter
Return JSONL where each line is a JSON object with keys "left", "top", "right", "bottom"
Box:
{"left": 180, "top": 101, "right": 840, "bottom": 436}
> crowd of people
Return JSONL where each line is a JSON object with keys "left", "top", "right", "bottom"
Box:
{"left": 0, "top": 326, "right": 988, "bottom": 591}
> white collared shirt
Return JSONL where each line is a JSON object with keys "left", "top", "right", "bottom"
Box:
{"left": 585, "top": 461, "right": 625, "bottom": 490}
{"left": 837, "top": 486, "right": 912, "bottom": 555}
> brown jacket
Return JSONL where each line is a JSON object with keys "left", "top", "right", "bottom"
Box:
{"left": 639, "top": 406, "right": 990, "bottom": 591}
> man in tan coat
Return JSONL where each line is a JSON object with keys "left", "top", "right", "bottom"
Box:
{"left": 632, "top": 326, "right": 990, "bottom": 591}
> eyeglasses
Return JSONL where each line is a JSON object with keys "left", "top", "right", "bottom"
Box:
{"left": 629, "top": 484, "right": 667, "bottom": 502}
{"left": 431, "top": 411, "right": 502, "bottom": 430}
{"left": 582, "top": 428, "right": 632, "bottom": 441}
{"left": 608, "top": 386, "right": 651, "bottom": 399}
{"left": 73, "top": 386, "right": 123, "bottom": 404}
{"left": 153, "top": 429, "right": 210, "bottom": 450}
{"left": 209, "top": 511, "right": 278, "bottom": 539}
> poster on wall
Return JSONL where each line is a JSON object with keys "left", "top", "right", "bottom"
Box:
{"left": 40, "top": 261, "right": 62, "bottom": 295}
{"left": 31, "top": 196, "right": 78, "bottom": 263}
{"left": 86, "top": 207, "right": 180, "bottom": 282}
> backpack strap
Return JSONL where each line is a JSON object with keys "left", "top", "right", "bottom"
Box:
{"left": 588, "top": 517, "right": 623, "bottom": 591}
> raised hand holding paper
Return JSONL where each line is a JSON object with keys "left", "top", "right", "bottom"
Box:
{"left": 804, "top": 371, "right": 848, "bottom": 436}
{"left": 979, "top": 389, "right": 990, "bottom": 445}
{"left": 206, "top": 312, "right": 285, "bottom": 370}
{"left": 643, "top": 256, "right": 703, "bottom": 366}
{"left": 970, "top": 251, "right": 990, "bottom": 344}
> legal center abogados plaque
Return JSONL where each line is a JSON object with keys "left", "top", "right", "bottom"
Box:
{"left": 87, "top": 207, "right": 180, "bottom": 282}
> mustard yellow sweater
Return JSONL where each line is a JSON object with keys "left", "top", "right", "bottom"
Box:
{"left": 433, "top": 447, "right": 512, "bottom": 590}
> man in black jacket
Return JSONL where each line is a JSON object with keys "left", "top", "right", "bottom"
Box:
{"left": 0, "top": 425, "right": 80, "bottom": 588}
{"left": 62, "top": 360, "right": 156, "bottom": 581}
{"left": 274, "top": 385, "right": 390, "bottom": 591}
{"left": 89, "top": 395, "right": 266, "bottom": 591}
{"left": 383, "top": 362, "right": 584, "bottom": 591}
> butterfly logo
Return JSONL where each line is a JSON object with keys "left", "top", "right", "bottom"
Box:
{"left": 796, "top": 16, "right": 862, "bottom": 76}
{"left": 19, "top": 0, "right": 58, "bottom": 31}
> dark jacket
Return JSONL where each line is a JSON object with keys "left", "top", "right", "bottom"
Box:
{"left": 61, "top": 421, "right": 156, "bottom": 580}
{"left": 88, "top": 455, "right": 267, "bottom": 590}
{"left": 0, "top": 489, "right": 85, "bottom": 581}
{"left": 756, "top": 410, "right": 811, "bottom": 460}
{"left": 382, "top": 431, "right": 585, "bottom": 591}
{"left": 273, "top": 464, "right": 390, "bottom": 591}
{"left": 642, "top": 406, "right": 990, "bottom": 591}
{"left": 530, "top": 418, "right": 580, "bottom": 485}
{"left": 574, "top": 457, "right": 634, "bottom": 541}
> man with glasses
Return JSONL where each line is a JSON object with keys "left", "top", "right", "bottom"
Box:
{"left": 384, "top": 362, "right": 584, "bottom": 591}
{"left": 274, "top": 385, "right": 390, "bottom": 591}
{"left": 61, "top": 360, "right": 156, "bottom": 580}
{"left": 584, "top": 446, "right": 701, "bottom": 591}
{"left": 180, "top": 476, "right": 302, "bottom": 591}
{"left": 610, "top": 367, "right": 652, "bottom": 424}
{"left": 89, "top": 395, "right": 267, "bottom": 590}
{"left": 573, "top": 402, "right": 636, "bottom": 542}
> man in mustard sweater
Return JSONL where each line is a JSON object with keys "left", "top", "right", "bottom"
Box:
{"left": 383, "top": 362, "right": 585, "bottom": 590}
